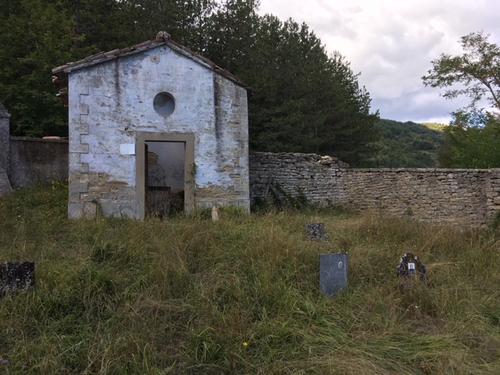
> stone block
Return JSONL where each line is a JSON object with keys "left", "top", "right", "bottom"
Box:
{"left": 97, "top": 199, "right": 122, "bottom": 217}
{"left": 83, "top": 202, "right": 97, "bottom": 218}
{"left": 79, "top": 103, "right": 89, "bottom": 115}
{"left": 79, "top": 163, "right": 89, "bottom": 174}
{"left": 68, "top": 152, "right": 81, "bottom": 168}
{"left": 70, "top": 143, "right": 89, "bottom": 154}
{"left": 68, "top": 202, "right": 83, "bottom": 219}
{"left": 69, "top": 180, "right": 88, "bottom": 194}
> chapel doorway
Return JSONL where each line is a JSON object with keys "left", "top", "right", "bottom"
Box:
{"left": 145, "top": 141, "right": 185, "bottom": 217}
{"left": 135, "top": 132, "right": 195, "bottom": 220}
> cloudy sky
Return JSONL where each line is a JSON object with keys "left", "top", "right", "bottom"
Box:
{"left": 259, "top": 0, "right": 500, "bottom": 123}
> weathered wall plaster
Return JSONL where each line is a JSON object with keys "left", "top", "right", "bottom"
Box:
{"left": 67, "top": 44, "right": 249, "bottom": 218}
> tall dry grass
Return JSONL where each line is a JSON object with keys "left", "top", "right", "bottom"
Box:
{"left": 0, "top": 185, "right": 499, "bottom": 374}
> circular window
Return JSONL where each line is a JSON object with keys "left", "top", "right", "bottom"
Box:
{"left": 153, "top": 92, "right": 175, "bottom": 117}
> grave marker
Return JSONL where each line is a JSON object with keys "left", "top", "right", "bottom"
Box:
{"left": 0, "top": 262, "right": 35, "bottom": 297}
{"left": 320, "top": 253, "right": 349, "bottom": 297}
{"left": 306, "top": 223, "right": 329, "bottom": 241}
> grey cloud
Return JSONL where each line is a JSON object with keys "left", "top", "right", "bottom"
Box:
{"left": 259, "top": 0, "right": 500, "bottom": 123}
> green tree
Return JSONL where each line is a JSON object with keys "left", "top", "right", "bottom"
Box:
{"left": 0, "top": 0, "right": 78, "bottom": 136}
{"left": 423, "top": 32, "right": 500, "bottom": 110}
{"left": 0, "top": 0, "right": 216, "bottom": 136}
{"left": 423, "top": 32, "right": 500, "bottom": 168}
{"left": 438, "top": 111, "right": 500, "bottom": 168}
{"left": 204, "top": 4, "right": 378, "bottom": 164}
{"left": 68, "top": 0, "right": 216, "bottom": 51}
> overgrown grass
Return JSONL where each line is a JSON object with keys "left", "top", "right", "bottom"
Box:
{"left": 0, "top": 184, "right": 499, "bottom": 374}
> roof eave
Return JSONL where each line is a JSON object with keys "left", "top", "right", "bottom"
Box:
{"left": 52, "top": 38, "right": 247, "bottom": 89}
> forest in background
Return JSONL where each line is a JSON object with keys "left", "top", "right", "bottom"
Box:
{"left": 0, "top": 0, "right": 377, "bottom": 166}
{"left": 365, "top": 119, "right": 445, "bottom": 168}
{"left": 0, "top": 1, "right": 498, "bottom": 168}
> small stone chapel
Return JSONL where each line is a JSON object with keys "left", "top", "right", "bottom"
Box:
{"left": 53, "top": 32, "right": 250, "bottom": 219}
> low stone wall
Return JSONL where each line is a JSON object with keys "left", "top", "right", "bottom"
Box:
{"left": 1, "top": 105, "right": 499, "bottom": 226}
{"left": 250, "top": 152, "right": 500, "bottom": 226}
{"left": 343, "top": 169, "right": 495, "bottom": 226}
{"left": 8, "top": 137, "right": 68, "bottom": 188}
{"left": 250, "top": 152, "right": 348, "bottom": 206}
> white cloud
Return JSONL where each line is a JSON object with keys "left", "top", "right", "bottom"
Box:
{"left": 259, "top": 0, "right": 500, "bottom": 123}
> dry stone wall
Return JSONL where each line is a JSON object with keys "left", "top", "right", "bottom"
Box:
{"left": 342, "top": 169, "right": 494, "bottom": 226}
{"left": 250, "top": 152, "right": 348, "bottom": 206}
{"left": 250, "top": 152, "right": 500, "bottom": 226}
{"left": 487, "top": 170, "right": 500, "bottom": 223}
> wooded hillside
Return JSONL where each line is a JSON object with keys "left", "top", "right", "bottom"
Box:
{"left": 364, "top": 119, "right": 445, "bottom": 168}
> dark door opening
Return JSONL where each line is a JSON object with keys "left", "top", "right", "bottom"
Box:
{"left": 145, "top": 141, "right": 186, "bottom": 218}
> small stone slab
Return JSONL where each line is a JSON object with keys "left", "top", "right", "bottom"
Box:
{"left": 306, "top": 223, "right": 329, "bottom": 241}
{"left": 320, "top": 253, "right": 348, "bottom": 297}
{"left": 0, "top": 262, "right": 35, "bottom": 297}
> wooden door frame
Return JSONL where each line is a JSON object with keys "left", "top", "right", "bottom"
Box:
{"left": 135, "top": 132, "right": 195, "bottom": 219}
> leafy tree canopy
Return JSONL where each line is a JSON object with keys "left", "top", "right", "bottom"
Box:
{"left": 423, "top": 32, "right": 500, "bottom": 111}
{"left": 423, "top": 32, "right": 500, "bottom": 168}
{"left": 438, "top": 110, "right": 500, "bottom": 168}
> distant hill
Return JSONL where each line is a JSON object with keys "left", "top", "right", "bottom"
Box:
{"left": 364, "top": 119, "right": 446, "bottom": 168}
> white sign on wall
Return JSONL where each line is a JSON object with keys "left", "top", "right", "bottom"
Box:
{"left": 120, "top": 144, "right": 135, "bottom": 155}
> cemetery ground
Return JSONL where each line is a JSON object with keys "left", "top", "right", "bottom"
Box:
{"left": 0, "top": 185, "right": 499, "bottom": 374}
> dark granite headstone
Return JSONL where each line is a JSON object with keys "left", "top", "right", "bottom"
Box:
{"left": 306, "top": 223, "right": 329, "bottom": 241}
{"left": 320, "top": 253, "right": 348, "bottom": 297}
{"left": 0, "top": 262, "right": 35, "bottom": 297}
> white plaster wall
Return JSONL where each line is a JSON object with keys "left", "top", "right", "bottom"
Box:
{"left": 68, "top": 44, "right": 249, "bottom": 218}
